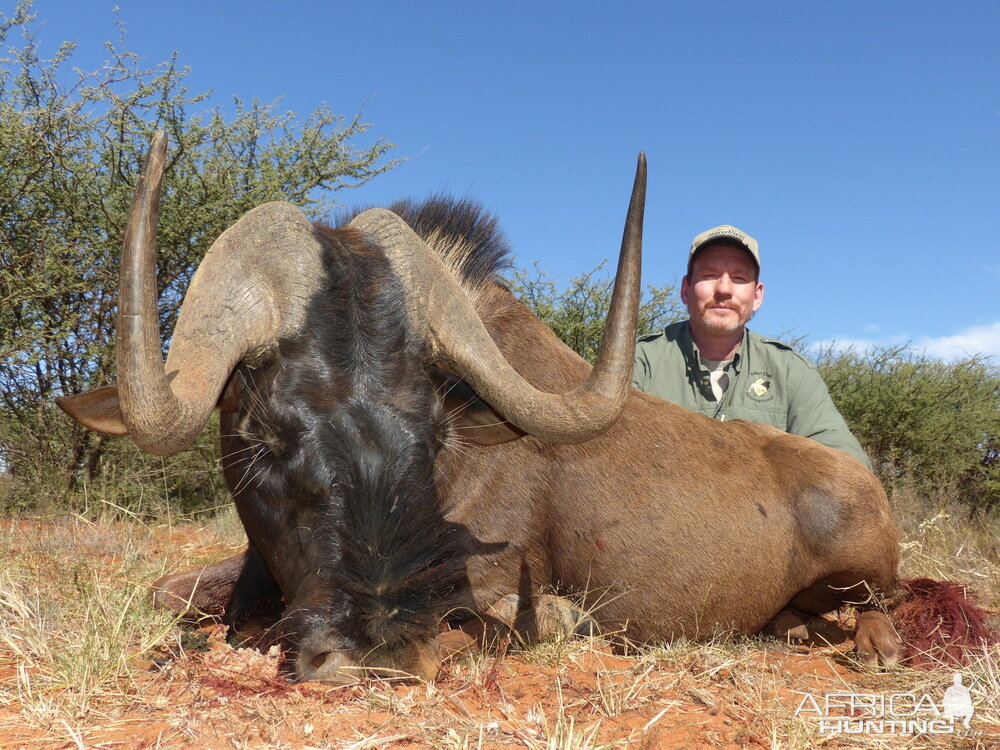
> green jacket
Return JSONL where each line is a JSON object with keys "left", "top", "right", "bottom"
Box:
{"left": 632, "top": 321, "right": 871, "bottom": 469}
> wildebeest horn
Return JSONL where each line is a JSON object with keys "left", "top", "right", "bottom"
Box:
{"left": 61, "top": 132, "right": 327, "bottom": 455}
{"left": 59, "top": 136, "right": 642, "bottom": 450}
{"left": 349, "top": 152, "right": 645, "bottom": 443}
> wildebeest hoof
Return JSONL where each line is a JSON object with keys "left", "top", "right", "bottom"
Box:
{"left": 482, "top": 593, "right": 599, "bottom": 645}
{"left": 534, "top": 594, "right": 600, "bottom": 638}
{"left": 853, "top": 609, "right": 902, "bottom": 667}
{"left": 225, "top": 615, "right": 279, "bottom": 651}
{"left": 766, "top": 608, "right": 850, "bottom": 646}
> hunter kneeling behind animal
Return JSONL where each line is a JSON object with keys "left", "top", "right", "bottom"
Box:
{"left": 632, "top": 224, "right": 870, "bottom": 470}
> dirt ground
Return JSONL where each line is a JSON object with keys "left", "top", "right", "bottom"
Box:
{"left": 1, "top": 519, "right": 998, "bottom": 749}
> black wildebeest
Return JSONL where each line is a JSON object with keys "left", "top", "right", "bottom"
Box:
{"left": 62, "top": 135, "right": 984, "bottom": 683}
{"left": 57, "top": 132, "right": 644, "bottom": 681}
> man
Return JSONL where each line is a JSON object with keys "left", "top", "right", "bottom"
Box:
{"left": 632, "top": 225, "right": 871, "bottom": 469}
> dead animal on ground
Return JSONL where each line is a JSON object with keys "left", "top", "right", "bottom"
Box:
{"left": 59, "top": 134, "right": 990, "bottom": 682}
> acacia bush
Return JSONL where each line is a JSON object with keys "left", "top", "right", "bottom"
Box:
{"left": 816, "top": 346, "right": 1000, "bottom": 510}
{"left": 508, "top": 263, "right": 683, "bottom": 364}
{"left": 0, "top": 3, "right": 398, "bottom": 513}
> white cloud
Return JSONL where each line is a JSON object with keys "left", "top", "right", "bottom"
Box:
{"left": 915, "top": 321, "right": 1000, "bottom": 360}
{"left": 812, "top": 322, "right": 1000, "bottom": 361}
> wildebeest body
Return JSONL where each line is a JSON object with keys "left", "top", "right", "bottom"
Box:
{"left": 433, "top": 285, "right": 898, "bottom": 643}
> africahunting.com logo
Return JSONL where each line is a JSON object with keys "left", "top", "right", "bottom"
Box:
{"left": 794, "top": 672, "right": 983, "bottom": 736}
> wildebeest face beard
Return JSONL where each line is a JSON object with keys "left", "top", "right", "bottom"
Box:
{"left": 325, "top": 403, "right": 469, "bottom": 651}
{"left": 222, "top": 375, "right": 467, "bottom": 660}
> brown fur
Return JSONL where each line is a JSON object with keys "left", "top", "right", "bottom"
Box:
{"left": 146, "top": 203, "right": 994, "bottom": 671}
{"left": 436, "top": 286, "right": 901, "bottom": 650}
{"left": 148, "top": 261, "right": 908, "bottom": 666}
{"left": 149, "top": 280, "right": 993, "bottom": 670}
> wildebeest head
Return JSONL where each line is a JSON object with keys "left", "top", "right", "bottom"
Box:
{"left": 215, "top": 226, "right": 463, "bottom": 682}
{"left": 57, "top": 133, "right": 645, "bottom": 682}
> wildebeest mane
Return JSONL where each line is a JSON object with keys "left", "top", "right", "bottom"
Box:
{"left": 339, "top": 195, "right": 513, "bottom": 295}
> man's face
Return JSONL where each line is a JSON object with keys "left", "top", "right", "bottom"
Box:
{"left": 681, "top": 244, "right": 764, "bottom": 339}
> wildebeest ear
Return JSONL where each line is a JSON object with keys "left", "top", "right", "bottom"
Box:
{"left": 57, "top": 377, "right": 240, "bottom": 435}
{"left": 55, "top": 386, "right": 128, "bottom": 436}
{"left": 217, "top": 373, "right": 240, "bottom": 413}
{"left": 432, "top": 368, "right": 526, "bottom": 446}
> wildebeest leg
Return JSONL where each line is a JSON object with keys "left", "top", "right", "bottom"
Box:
{"left": 151, "top": 553, "right": 246, "bottom": 622}
{"left": 224, "top": 544, "right": 284, "bottom": 648}
{"left": 151, "top": 544, "right": 285, "bottom": 649}
{"left": 468, "top": 594, "right": 599, "bottom": 645}
{"left": 853, "top": 610, "right": 902, "bottom": 667}
{"left": 787, "top": 575, "right": 902, "bottom": 666}
{"left": 765, "top": 607, "right": 850, "bottom": 645}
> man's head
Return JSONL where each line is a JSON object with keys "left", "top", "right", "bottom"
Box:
{"left": 686, "top": 225, "right": 760, "bottom": 280}
{"left": 681, "top": 225, "right": 764, "bottom": 342}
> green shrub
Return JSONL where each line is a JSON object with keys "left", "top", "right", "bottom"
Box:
{"left": 816, "top": 345, "right": 1000, "bottom": 510}
{"left": 508, "top": 262, "right": 683, "bottom": 364}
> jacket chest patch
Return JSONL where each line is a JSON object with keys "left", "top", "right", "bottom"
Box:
{"left": 746, "top": 372, "right": 775, "bottom": 403}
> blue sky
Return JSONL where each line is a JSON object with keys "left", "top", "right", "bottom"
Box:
{"left": 19, "top": 0, "right": 1000, "bottom": 358}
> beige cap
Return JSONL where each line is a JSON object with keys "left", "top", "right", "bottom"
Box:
{"left": 688, "top": 225, "right": 760, "bottom": 275}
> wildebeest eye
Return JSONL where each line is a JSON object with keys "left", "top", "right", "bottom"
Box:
{"left": 254, "top": 431, "right": 289, "bottom": 461}
{"left": 236, "top": 409, "right": 289, "bottom": 460}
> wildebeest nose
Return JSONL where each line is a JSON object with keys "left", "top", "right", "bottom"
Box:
{"left": 296, "top": 643, "right": 361, "bottom": 684}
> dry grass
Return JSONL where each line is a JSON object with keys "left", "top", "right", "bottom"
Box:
{"left": 0, "top": 492, "right": 998, "bottom": 749}
{"left": 893, "top": 490, "right": 1000, "bottom": 613}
